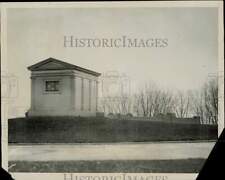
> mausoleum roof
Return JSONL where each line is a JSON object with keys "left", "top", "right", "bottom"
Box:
{"left": 28, "top": 57, "right": 101, "bottom": 77}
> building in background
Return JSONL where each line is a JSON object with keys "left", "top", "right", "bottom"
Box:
{"left": 27, "top": 57, "right": 101, "bottom": 117}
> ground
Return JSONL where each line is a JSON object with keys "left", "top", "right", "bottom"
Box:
{"left": 8, "top": 117, "right": 217, "bottom": 173}
{"left": 8, "top": 159, "right": 206, "bottom": 173}
{"left": 8, "top": 117, "right": 217, "bottom": 143}
{"left": 8, "top": 142, "right": 215, "bottom": 173}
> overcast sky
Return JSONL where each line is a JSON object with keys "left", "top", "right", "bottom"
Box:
{"left": 6, "top": 7, "right": 218, "bottom": 115}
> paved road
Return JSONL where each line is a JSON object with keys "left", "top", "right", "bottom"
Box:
{"left": 9, "top": 142, "right": 215, "bottom": 161}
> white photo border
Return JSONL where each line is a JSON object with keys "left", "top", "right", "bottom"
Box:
{"left": 1, "top": 1, "right": 224, "bottom": 180}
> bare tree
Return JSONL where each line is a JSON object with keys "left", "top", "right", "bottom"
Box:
{"left": 190, "top": 90, "right": 205, "bottom": 123}
{"left": 203, "top": 78, "right": 218, "bottom": 124}
{"left": 172, "top": 91, "right": 191, "bottom": 118}
{"left": 132, "top": 82, "right": 174, "bottom": 118}
{"left": 133, "top": 94, "right": 141, "bottom": 116}
{"left": 190, "top": 78, "right": 218, "bottom": 124}
{"left": 99, "top": 78, "right": 218, "bottom": 124}
{"left": 133, "top": 82, "right": 158, "bottom": 117}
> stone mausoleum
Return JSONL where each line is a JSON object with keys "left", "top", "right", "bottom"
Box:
{"left": 27, "top": 57, "right": 101, "bottom": 117}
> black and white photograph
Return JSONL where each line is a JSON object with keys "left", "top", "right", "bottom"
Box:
{"left": 1, "top": 2, "right": 224, "bottom": 180}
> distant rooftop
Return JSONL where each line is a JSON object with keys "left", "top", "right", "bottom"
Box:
{"left": 27, "top": 57, "right": 101, "bottom": 77}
